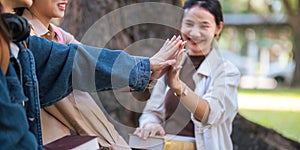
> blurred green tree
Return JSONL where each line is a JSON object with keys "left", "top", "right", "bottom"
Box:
{"left": 281, "top": 0, "right": 300, "bottom": 87}
{"left": 220, "top": 0, "right": 300, "bottom": 87}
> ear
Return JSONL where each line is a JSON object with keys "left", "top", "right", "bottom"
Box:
{"left": 215, "top": 21, "right": 224, "bottom": 36}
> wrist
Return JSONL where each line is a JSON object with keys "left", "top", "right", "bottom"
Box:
{"left": 173, "top": 82, "right": 188, "bottom": 97}
{"left": 147, "top": 79, "right": 157, "bottom": 90}
{"left": 149, "top": 57, "right": 156, "bottom": 71}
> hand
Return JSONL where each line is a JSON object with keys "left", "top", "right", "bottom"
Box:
{"left": 133, "top": 122, "right": 165, "bottom": 140}
{"left": 150, "top": 35, "right": 185, "bottom": 80}
{"left": 167, "top": 49, "right": 185, "bottom": 94}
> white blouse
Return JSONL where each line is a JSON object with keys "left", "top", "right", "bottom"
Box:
{"left": 139, "top": 49, "right": 241, "bottom": 150}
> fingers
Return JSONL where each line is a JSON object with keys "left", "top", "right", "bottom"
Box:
{"left": 133, "top": 124, "right": 165, "bottom": 140}
{"left": 133, "top": 127, "right": 142, "bottom": 136}
{"left": 159, "top": 129, "right": 165, "bottom": 136}
{"left": 170, "top": 35, "right": 178, "bottom": 42}
{"left": 163, "top": 36, "right": 182, "bottom": 51}
{"left": 167, "top": 36, "right": 185, "bottom": 57}
{"left": 156, "top": 35, "right": 185, "bottom": 62}
{"left": 164, "top": 35, "right": 186, "bottom": 51}
{"left": 178, "top": 49, "right": 186, "bottom": 55}
{"left": 176, "top": 49, "right": 185, "bottom": 65}
{"left": 166, "top": 48, "right": 184, "bottom": 88}
{"left": 168, "top": 36, "right": 182, "bottom": 49}
{"left": 142, "top": 129, "right": 151, "bottom": 140}
{"left": 170, "top": 48, "right": 185, "bottom": 73}
{"left": 179, "top": 41, "right": 187, "bottom": 49}
{"left": 163, "top": 35, "right": 176, "bottom": 47}
{"left": 163, "top": 38, "right": 170, "bottom": 47}
{"left": 133, "top": 128, "right": 151, "bottom": 140}
{"left": 149, "top": 129, "right": 158, "bottom": 137}
{"left": 134, "top": 129, "right": 156, "bottom": 140}
{"left": 150, "top": 35, "right": 185, "bottom": 80}
{"left": 162, "top": 59, "right": 176, "bottom": 66}
{"left": 150, "top": 127, "right": 164, "bottom": 137}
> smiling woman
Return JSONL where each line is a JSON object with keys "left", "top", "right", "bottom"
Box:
{"left": 134, "top": 0, "right": 241, "bottom": 150}
{"left": 181, "top": 5, "right": 223, "bottom": 55}
{"left": 21, "top": 0, "right": 132, "bottom": 149}
{"left": 29, "top": 0, "right": 67, "bottom": 20}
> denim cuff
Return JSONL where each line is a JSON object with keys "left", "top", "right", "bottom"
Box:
{"left": 130, "top": 57, "right": 151, "bottom": 92}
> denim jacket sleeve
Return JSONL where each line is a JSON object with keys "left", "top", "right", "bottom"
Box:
{"left": 26, "top": 36, "right": 151, "bottom": 107}
{"left": 0, "top": 69, "right": 39, "bottom": 150}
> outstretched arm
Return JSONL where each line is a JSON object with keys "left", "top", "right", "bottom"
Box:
{"left": 26, "top": 35, "right": 183, "bottom": 107}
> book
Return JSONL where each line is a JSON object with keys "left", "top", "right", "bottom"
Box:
{"left": 44, "top": 135, "right": 99, "bottom": 150}
{"left": 128, "top": 134, "right": 196, "bottom": 150}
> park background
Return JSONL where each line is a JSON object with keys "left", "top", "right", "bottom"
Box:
{"left": 56, "top": 0, "right": 300, "bottom": 149}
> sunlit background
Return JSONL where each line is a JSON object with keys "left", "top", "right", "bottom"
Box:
{"left": 216, "top": 0, "right": 300, "bottom": 143}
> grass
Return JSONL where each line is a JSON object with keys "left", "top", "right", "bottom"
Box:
{"left": 239, "top": 109, "right": 300, "bottom": 143}
{"left": 238, "top": 88, "right": 300, "bottom": 143}
{"left": 238, "top": 88, "right": 300, "bottom": 98}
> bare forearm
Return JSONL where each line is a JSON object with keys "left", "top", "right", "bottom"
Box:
{"left": 173, "top": 82, "right": 210, "bottom": 122}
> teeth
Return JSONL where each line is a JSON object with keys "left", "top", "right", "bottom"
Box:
{"left": 58, "top": 4, "right": 66, "bottom": 7}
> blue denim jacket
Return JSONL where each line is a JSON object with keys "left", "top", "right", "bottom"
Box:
{"left": 0, "top": 36, "right": 150, "bottom": 149}
{"left": 0, "top": 60, "right": 38, "bottom": 150}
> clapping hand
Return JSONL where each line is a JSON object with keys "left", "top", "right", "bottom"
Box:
{"left": 150, "top": 35, "right": 186, "bottom": 80}
{"left": 166, "top": 47, "right": 185, "bottom": 94}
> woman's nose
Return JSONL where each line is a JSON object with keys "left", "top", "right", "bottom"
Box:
{"left": 189, "top": 27, "right": 201, "bottom": 38}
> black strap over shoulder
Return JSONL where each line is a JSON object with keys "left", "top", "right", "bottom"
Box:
{"left": 2, "top": 13, "right": 30, "bottom": 42}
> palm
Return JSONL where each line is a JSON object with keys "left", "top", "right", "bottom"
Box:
{"left": 150, "top": 36, "right": 185, "bottom": 80}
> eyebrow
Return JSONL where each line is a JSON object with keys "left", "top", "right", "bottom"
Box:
{"left": 201, "top": 21, "right": 211, "bottom": 25}
{"left": 183, "top": 18, "right": 211, "bottom": 25}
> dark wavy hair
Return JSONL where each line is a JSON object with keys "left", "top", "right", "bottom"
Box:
{"left": 183, "top": 0, "right": 223, "bottom": 26}
{"left": 14, "top": 7, "right": 26, "bottom": 16}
